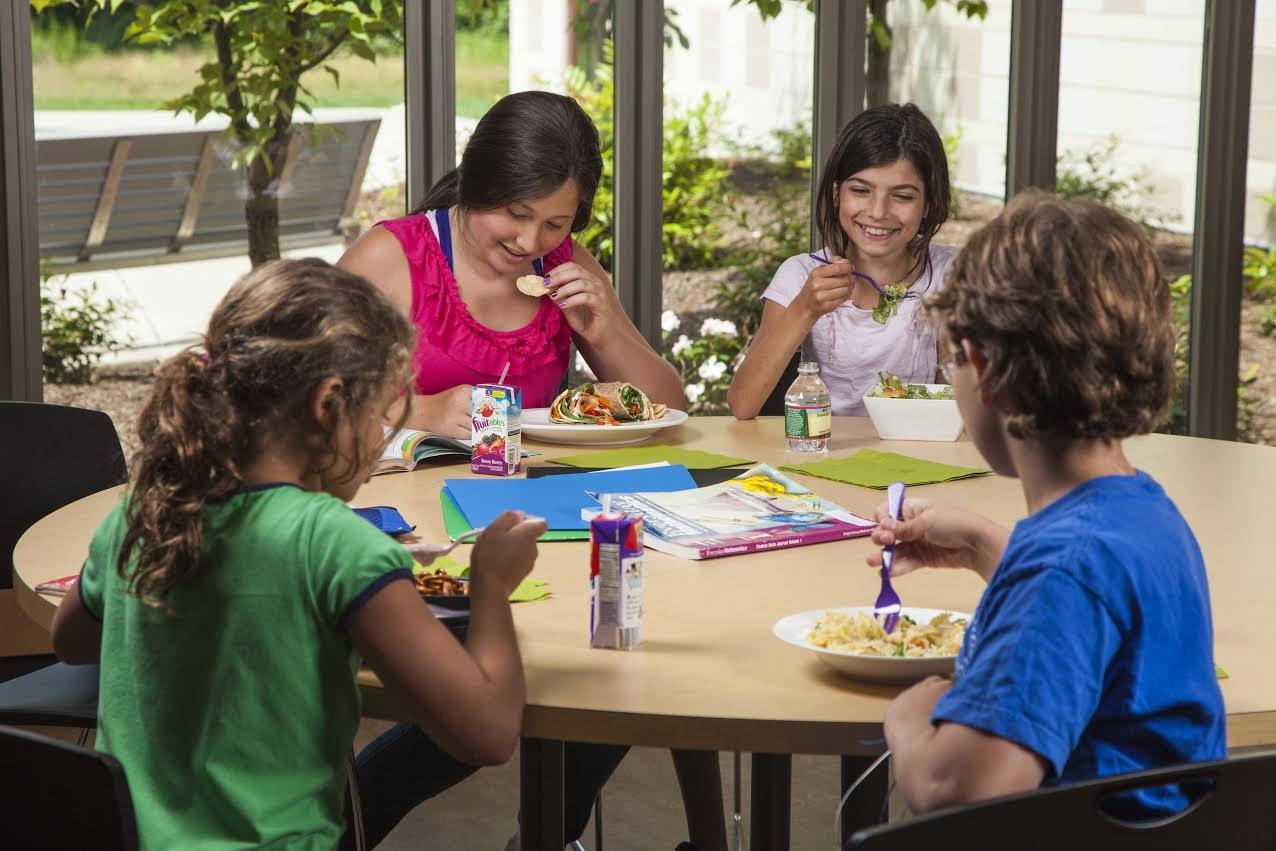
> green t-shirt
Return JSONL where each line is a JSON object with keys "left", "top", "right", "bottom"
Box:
{"left": 78, "top": 483, "right": 413, "bottom": 850}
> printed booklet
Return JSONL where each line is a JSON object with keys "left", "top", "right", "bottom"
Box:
{"left": 584, "top": 463, "right": 874, "bottom": 559}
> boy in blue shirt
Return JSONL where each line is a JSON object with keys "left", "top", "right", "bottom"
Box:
{"left": 868, "top": 190, "right": 1226, "bottom": 817}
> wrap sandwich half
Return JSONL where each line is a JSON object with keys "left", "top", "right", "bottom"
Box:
{"left": 549, "top": 382, "right": 667, "bottom": 425}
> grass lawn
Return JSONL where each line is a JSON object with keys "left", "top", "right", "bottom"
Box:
{"left": 32, "top": 30, "right": 508, "bottom": 119}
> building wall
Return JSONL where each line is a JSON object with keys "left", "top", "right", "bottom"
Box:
{"left": 509, "top": 0, "right": 1276, "bottom": 244}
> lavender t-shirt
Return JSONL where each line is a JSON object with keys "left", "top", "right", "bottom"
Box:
{"left": 761, "top": 244, "right": 957, "bottom": 416}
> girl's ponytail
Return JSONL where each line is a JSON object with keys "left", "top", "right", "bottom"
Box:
{"left": 413, "top": 169, "right": 460, "bottom": 215}
{"left": 118, "top": 348, "right": 244, "bottom": 605}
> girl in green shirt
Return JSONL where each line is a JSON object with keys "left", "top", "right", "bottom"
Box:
{"left": 52, "top": 258, "right": 545, "bottom": 850}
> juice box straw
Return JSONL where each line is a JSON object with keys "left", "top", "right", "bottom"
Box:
{"left": 497, "top": 360, "right": 510, "bottom": 386}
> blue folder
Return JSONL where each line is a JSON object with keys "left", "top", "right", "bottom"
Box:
{"left": 443, "top": 465, "right": 698, "bottom": 531}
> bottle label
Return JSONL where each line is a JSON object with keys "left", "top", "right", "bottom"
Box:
{"left": 785, "top": 404, "right": 832, "bottom": 439}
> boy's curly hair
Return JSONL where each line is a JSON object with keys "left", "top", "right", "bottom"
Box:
{"left": 926, "top": 190, "right": 1173, "bottom": 441}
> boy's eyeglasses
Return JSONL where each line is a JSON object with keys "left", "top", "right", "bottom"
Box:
{"left": 941, "top": 345, "right": 968, "bottom": 383}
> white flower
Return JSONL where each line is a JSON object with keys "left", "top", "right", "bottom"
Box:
{"left": 700, "top": 318, "right": 738, "bottom": 338}
{"left": 661, "top": 310, "right": 681, "bottom": 333}
{"left": 671, "top": 334, "right": 692, "bottom": 356}
{"left": 698, "top": 357, "right": 727, "bottom": 382}
{"left": 685, "top": 382, "right": 705, "bottom": 404}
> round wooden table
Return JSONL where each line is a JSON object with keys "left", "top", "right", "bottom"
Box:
{"left": 14, "top": 416, "right": 1276, "bottom": 848}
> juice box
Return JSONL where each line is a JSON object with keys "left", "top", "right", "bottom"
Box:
{"left": 471, "top": 383, "right": 522, "bottom": 476}
{"left": 589, "top": 512, "right": 644, "bottom": 650}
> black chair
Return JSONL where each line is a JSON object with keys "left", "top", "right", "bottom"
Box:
{"left": 847, "top": 752, "right": 1276, "bottom": 851}
{"left": 0, "top": 724, "right": 139, "bottom": 850}
{"left": 0, "top": 403, "right": 127, "bottom": 736}
{"left": 758, "top": 350, "right": 801, "bottom": 417}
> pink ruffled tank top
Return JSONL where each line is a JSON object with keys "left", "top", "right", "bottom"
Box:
{"left": 378, "top": 210, "right": 575, "bottom": 408}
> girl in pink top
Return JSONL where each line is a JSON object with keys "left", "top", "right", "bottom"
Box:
{"left": 728, "top": 103, "right": 955, "bottom": 419}
{"left": 340, "top": 91, "right": 683, "bottom": 438}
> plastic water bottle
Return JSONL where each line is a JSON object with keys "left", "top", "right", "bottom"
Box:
{"left": 785, "top": 361, "right": 832, "bottom": 453}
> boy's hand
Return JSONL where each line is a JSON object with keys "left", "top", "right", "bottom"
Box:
{"left": 793, "top": 256, "right": 854, "bottom": 319}
{"left": 470, "top": 511, "right": 547, "bottom": 598}
{"left": 867, "top": 499, "right": 1009, "bottom": 583}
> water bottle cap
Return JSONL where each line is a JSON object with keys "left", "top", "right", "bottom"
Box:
{"left": 797, "top": 361, "right": 820, "bottom": 374}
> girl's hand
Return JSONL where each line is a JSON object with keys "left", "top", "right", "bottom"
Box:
{"left": 866, "top": 498, "right": 1008, "bottom": 582}
{"left": 470, "top": 511, "right": 548, "bottom": 598}
{"left": 792, "top": 256, "right": 855, "bottom": 320}
{"left": 415, "top": 385, "right": 473, "bottom": 439}
{"left": 545, "top": 262, "right": 627, "bottom": 347}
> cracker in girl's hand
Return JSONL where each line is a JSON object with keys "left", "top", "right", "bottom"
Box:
{"left": 516, "top": 275, "right": 551, "bottom": 296}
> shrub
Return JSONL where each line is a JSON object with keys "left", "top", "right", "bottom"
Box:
{"left": 1163, "top": 274, "right": 1263, "bottom": 442}
{"left": 565, "top": 52, "right": 735, "bottom": 272}
{"left": 1056, "top": 135, "right": 1152, "bottom": 227}
{"left": 41, "top": 276, "right": 132, "bottom": 384}
{"left": 662, "top": 313, "right": 746, "bottom": 414}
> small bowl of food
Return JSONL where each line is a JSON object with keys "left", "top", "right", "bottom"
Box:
{"left": 863, "top": 372, "right": 963, "bottom": 441}
{"left": 414, "top": 569, "right": 471, "bottom": 610}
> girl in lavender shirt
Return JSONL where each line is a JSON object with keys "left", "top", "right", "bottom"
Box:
{"left": 729, "top": 103, "right": 957, "bottom": 418}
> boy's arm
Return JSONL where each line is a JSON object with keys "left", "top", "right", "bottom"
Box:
{"left": 51, "top": 581, "right": 103, "bottom": 665}
{"left": 885, "top": 676, "right": 1047, "bottom": 813}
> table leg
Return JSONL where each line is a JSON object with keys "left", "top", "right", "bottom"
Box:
{"left": 840, "top": 754, "right": 889, "bottom": 844}
{"left": 750, "top": 752, "right": 791, "bottom": 851}
{"left": 520, "top": 737, "right": 564, "bottom": 851}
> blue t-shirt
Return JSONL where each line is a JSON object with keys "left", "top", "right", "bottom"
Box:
{"left": 932, "top": 471, "right": 1225, "bottom": 818}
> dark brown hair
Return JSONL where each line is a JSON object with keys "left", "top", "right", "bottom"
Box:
{"left": 415, "top": 90, "right": 603, "bottom": 232}
{"left": 927, "top": 190, "right": 1174, "bottom": 440}
{"left": 815, "top": 103, "right": 951, "bottom": 287}
{"left": 119, "top": 259, "right": 415, "bottom": 606}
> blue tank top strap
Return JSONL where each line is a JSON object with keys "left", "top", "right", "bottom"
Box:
{"left": 434, "top": 208, "right": 454, "bottom": 269}
{"left": 435, "top": 206, "right": 545, "bottom": 275}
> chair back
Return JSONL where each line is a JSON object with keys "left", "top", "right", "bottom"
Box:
{"left": 848, "top": 752, "right": 1276, "bottom": 851}
{"left": 0, "top": 402, "right": 126, "bottom": 590}
{"left": 0, "top": 724, "right": 139, "bottom": 850}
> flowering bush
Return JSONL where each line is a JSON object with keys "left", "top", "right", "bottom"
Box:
{"left": 661, "top": 310, "right": 744, "bottom": 413}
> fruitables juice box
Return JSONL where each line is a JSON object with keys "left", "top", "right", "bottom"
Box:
{"left": 589, "top": 512, "right": 644, "bottom": 650}
{"left": 471, "top": 383, "right": 522, "bottom": 476}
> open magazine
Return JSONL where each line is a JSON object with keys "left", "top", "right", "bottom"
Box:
{"left": 377, "top": 426, "right": 537, "bottom": 474}
{"left": 585, "top": 464, "right": 874, "bottom": 559}
{"left": 376, "top": 427, "right": 473, "bottom": 474}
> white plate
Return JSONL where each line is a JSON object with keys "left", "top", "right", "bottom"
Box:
{"left": 519, "top": 408, "right": 689, "bottom": 446}
{"left": 772, "top": 606, "right": 970, "bottom": 684}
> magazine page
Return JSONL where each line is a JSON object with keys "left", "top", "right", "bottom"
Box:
{"left": 591, "top": 464, "right": 874, "bottom": 559}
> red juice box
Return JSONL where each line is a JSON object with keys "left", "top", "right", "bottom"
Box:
{"left": 471, "top": 383, "right": 522, "bottom": 476}
{"left": 589, "top": 512, "right": 644, "bottom": 650}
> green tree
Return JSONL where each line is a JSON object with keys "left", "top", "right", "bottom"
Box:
{"left": 734, "top": 0, "right": 988, "bottom": 109}
{"left": 33, "top": 0, "right": 402, "bottom": 267}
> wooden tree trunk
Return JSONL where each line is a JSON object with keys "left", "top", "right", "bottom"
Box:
{"left": 866, "top": 0, "right": 892, "bottom": 109}
{"left": 243, "top": 135, "right": 291, "bottom": 268}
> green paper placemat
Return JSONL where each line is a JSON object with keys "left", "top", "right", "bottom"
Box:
{"left": 781, "top": 449, "right": 991, "bottom": 489}
{"left": 414, "top": 555, "right": 550, "bottom": 603}
{"left": 548, "top": 444, "right": 754, "bottom": 470}
{"left": 440, "top": 488, "right": 589, "bottom": 541}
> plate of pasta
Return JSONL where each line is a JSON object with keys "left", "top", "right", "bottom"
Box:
{"left": 772, "top": 606, "right": 970, "bottom": 683}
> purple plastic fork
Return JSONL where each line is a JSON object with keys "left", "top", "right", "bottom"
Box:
{"left": 875, "top": 480, "right": 907, "bottom": 634}
{"left": 807, "top": 252, "right": 916, "bottom": 300}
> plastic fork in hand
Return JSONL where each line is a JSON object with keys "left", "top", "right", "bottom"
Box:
{"left": 404, "top": 527, "right": 484, "bottom": 568}
{"left": 875, "top": 480, "right": 907, "bottom": 634}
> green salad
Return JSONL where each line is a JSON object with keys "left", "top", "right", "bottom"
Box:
{"left": 867, "top": 372, "right": 955, "bottom": 400}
